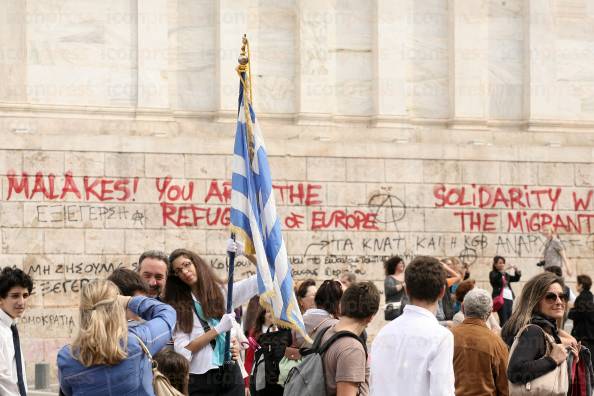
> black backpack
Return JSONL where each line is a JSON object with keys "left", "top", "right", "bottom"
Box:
{"left": 249, "top": 328, "right": 293, "bottom": 395}
{"left": 283, "top": 327, "right": 367, "bottom": 396}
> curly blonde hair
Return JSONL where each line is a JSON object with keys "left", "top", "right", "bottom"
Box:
{"left": 71, "top": 279, "right": 128, "bottom": 366}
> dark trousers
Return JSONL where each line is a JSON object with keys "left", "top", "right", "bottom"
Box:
{"left": 498, "top": 299, "right": 513, "bottom": 327}
{"left": 189, "top": 364, "right": 244, "bottom": 396}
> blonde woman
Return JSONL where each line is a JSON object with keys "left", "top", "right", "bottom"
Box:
{"left": 57, "top": 279, "right": 176, "bottom": 395}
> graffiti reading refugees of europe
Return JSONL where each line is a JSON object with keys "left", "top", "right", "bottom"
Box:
{"left": 5, "top": 173, "right": 383, "bottom": 231}
{"left": 433, "top": 184, "right": 594, "bottom": 234}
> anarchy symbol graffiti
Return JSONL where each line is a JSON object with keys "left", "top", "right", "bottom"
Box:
{"left": 367, "top": 193, "right": 406, "bottom": 226}
{"left": 459, "top": 247, "right": 478, "bottom": 266}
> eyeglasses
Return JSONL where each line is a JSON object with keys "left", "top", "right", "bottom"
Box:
{"left": 173, "top": 260, "right": 193, "bottom": 277}
{"left": 544, "top": 292, "right": 569, "bottom": 303}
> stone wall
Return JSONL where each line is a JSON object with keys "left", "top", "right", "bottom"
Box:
{"left": 8, "top": 143, "right": 594, "bottom": 380}
{"left": 1, "top": 0, "right": 594, "bottom": 384}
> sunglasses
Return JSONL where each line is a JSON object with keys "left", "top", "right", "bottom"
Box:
{"left": 544, "top": 292, "right": 569, "bottom": 303}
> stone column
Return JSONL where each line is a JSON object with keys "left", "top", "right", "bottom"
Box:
{"left": 295, "top": 0, "right": 336, "bottom": 125}
{"left": 449, "top": 0, "right": 488, "bottom": 129}
{"left": 371, "top": 0, "right": 411, "bottom": 127}
{"left": 136, "top": 0, "right": 170, "bottom": 109}
{"left": 524, "top": 0, "right": 558, "bottom": 129}
{"left": 487, "top": 0, "right": 524, "bottom": 124}
{"left": 0, "top": 0, "right": 27, "bottom": 103}
{"left": 214, "top": 0, "right": 252, "bottom": 122}
{"left": 408, "top": 1, "right": 450, "bottom": 120}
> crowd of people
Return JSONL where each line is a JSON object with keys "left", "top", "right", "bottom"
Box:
{"left": 0, "top": 225, "right": 593, "bottom": 395}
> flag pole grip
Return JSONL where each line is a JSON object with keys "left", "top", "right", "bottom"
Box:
{"left": 224, "top": 233, "right": 236, "bottom": 363}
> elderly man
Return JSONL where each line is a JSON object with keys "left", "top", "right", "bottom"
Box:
{"left": 452, "top": 288, "right": 509, "bottom": 396}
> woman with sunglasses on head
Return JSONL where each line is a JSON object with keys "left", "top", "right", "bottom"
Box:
{"left": 501, "top": 272, "right": 579, "bottom": 389}
{"left": 163, "top": 240, "right": 258, "bottom": 396}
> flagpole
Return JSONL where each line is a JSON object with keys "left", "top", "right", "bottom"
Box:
{"left": 224, "top": 234, "right": 236, "bottom": 363}
{"left": 224, "top": 35, "right": 251, "bottom": 364}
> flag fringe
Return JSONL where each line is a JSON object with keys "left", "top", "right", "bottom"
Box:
{"left": 259, "top": 289, "right": 313, "bottom": 345}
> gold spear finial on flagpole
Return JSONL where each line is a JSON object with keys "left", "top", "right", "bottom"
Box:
{"left": 237, "top": 34, "right": 255, "bottom": 163}
{"left": 237, "top": 34, "right": 253, "bottom": 104}
{"left": 238, "top": 35, "right": 249, "bottom": 67}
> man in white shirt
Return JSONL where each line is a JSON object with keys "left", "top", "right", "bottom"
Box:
{"left": 371, "top": 256, "right": 455, "bottom": 396}
{"left": 0, "top": 267, "right": 33, "bottom": 396}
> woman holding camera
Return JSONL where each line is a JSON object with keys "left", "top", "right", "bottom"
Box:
{"left": 489, "top": 255, "right": 521, "bottom": 326}
{"left": 57, "top": 279, "right": 176, "bottom": 395}
{"left": 164, "top": 243, "right": 258, "bottom": 396}
{"left": 502, "top": 272, "right": 579, "bottom": 391}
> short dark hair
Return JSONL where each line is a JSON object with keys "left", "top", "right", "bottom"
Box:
{"left": 577, "top": 274, "right": 592, "bottom": 291}
{"left": 384, "top": 256, "right": 403, "bottom": 275}
{"left": 108, "top": 268, "right": 150, "bottom": 296}
{"left": 455, "top": 279, "right": 476, "bottom": 303}
{"left": 545, "top": 265, "right": 563, "bottom": 277}
{"left": 153, "top": 349, "right": 189, "bottom": 395}
{"left": 0, "top": 267, "right": 33, "bottom": 299}
{"left": 315, "top": 280, "right": 343, "bottom": 316}
{"left": 340, "top": 282, "right": 380, "bottom": 320}
{"left": 405, "top": 256, "right": 446, "bottom": 303}
{"left": 296, "top": 279, "right": 316, "bottom": 299}
{"left": 492, "top": 256, "right": 505, "bottom": 271}
{"left": 138, "top": 250, "right": 169, "bottom": 271}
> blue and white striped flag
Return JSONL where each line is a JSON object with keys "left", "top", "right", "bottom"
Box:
{"left": 230, "top": 75, "right": 307, "bottom": 337}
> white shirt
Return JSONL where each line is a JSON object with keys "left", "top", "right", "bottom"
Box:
{"left": 502, "top": 285, "right": 514, "bottom": 300}
{"left": 173, "top": 275, "right": 258, "bottom": 375}
{"left": 370, "top": 304, "right": 455, "bottom": 396}
{"left": 569, "top": 288, "right": 577, "bottom": 304}
{"left": 0, "top": 309, "right": 28, "bottom": 396}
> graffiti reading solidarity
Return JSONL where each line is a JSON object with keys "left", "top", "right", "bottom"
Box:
{"left": 434, "top": 184, "right": 594, "bottom": 234}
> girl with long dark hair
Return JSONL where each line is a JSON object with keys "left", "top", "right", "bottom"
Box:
{"left": 164, "top": 246, "right": 258, "bottom": 396}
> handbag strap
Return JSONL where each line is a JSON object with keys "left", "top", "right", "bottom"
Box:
{"left": 192, "top": 301, "right": 217, "bottom": 350}
{"left": 499, "top": 274, "right": 507, "bottom": 297}
{"left": 133, "top": 335, "right": 186, "bottom": 396}
{"left": 132, "top": 334, "right": 154, "bottom": 363}
{"left": 513, "top": 324, "right": 554, "bottom": 355}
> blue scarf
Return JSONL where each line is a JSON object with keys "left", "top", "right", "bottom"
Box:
{"left": 194, "top": 301, "right": 226, "bottom": 366}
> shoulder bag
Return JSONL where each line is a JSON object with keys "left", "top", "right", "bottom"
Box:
{"left": 508, "top": 324, "right": 568, "bottom": 396}
{"left": 493, "top": 274, "right": 506, "bottom": 312}
{"left": 133, "top": 334, "right": 185, "bottom": 396}
{"left": 384, "top": 277, "right": 404, "bottom": 321}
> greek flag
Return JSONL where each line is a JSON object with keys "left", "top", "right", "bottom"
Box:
{"left": 230, "top": 76, "right": 307, "bottom": 337}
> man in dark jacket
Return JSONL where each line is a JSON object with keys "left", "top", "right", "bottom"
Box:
{"left": 569, "top": 274, "right": 594, "bottom": 366}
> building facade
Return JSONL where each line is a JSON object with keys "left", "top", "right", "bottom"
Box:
{"left": 1, "top": 0, "right": 594, "bottom": 380}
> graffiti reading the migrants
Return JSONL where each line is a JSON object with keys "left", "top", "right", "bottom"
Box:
{"left": 434, "top": 184, "right": 594, "bottom": 234}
